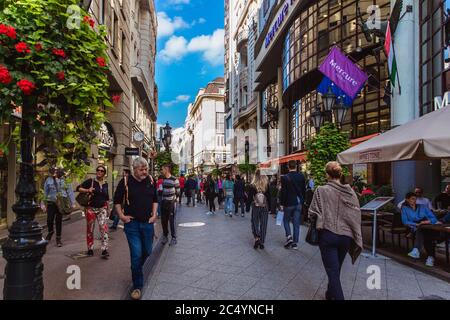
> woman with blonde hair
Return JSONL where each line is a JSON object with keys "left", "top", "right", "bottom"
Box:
{"left": 248, "top": 169, "right": 270, "bottom": 249}
{"left": 308, "top": 161, "right": 362, "bottom": 300}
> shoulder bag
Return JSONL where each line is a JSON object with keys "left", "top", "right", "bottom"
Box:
{"left": 305, "top": 216, "right": 319, "bottom": 246}
{"left": 76, "top": 178, "right": 94, "bottom": 207}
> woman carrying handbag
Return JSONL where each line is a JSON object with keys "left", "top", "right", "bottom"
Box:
{"left": 308, "top": 162, "right": 362, "bottom": 301}
{"left": 77, "top": 165, "right": 110, "bottom": 259}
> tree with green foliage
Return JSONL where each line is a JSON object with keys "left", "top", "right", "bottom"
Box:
{"left": 305, "top": 123, "right": 350, "bottom": 186}
{"left": 0, "top": 0, "right": 112, "bottom": 179}
{"left": 155, "top": 151, "right": 179, "bottom": 176}
{"left": 238, "top": 163, "right": 257, "bottom": 175}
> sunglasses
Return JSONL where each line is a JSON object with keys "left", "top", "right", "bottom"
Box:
{"left": 97, "top": 169, "right": 106, "bottom": 173}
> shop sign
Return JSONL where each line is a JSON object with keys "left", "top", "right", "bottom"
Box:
{"left": 264, "top": 0, "right": 296, "bottom": 49}
{"left": 319, "top": 46, "right": 368, "bottom": 99}
{"left": 434, "top": 91, "right": 450, "bottom": 110}
{"left": 97, "top": 123, "right": 115, "bottom": 151}
{"left": 358, "top": 150, "right": 381, "bottom": 163}
{"left": 125, "top": 147, "right": 140, "bottom": 156}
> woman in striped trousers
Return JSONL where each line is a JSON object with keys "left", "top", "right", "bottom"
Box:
{"left": 249, "top": 170, "right": 270, "bottom": 250}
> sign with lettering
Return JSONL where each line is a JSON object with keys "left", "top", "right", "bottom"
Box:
{"left": 125, "top": 147, "right": 140, "bottom": 156}
{"left": 434, "top": 91, "right": 450, "bottom": 110}
{"left": 319, "top": 46, "right": 368, "bottom": 99}
{"left": 97, "top": 123, "right": 115, "bottom": 151}
{"left": 264, "top": 0, "right": 296, "bottom": 49}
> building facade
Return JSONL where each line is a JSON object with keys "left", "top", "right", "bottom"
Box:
{"left": 182, "top": 78, "right": 230, "bottom": 175}
{"left": 225, "top": 0, "right": 262, "bottom": 172}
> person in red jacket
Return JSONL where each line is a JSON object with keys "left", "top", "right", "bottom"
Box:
{"left": 361, "top": 185, "right": 375, "bottom": 196}
{"left": 178, "top": 174, "right": 186, "bottom": 204}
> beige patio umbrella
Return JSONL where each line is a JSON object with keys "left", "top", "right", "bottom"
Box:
{"left": 338, "top": 106, "right": 450, "bottom": 165}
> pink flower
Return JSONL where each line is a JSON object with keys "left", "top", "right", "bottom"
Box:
{"left": 83, "top": 15, "right": 95, "bottom": 28}
{"left": 112, "top": 95, "right": 121, "bottom": 104}
{"left": 35, "top": 43, "right": 43, "bottom": 52}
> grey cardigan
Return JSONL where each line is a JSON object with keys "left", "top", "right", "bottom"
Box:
{"left": 308, "top": 181, "right": 363, "bottom": 264}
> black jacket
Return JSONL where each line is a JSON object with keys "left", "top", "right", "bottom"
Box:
{"left": 185, "top": 178, "right": 197, "bottom": 191}
{"left": 279, "top": 171, "right": 306, "bottom": 207}
{"left": 234, "top": 179, "right": 245, "bottom": 199}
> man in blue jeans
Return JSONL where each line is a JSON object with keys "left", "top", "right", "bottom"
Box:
{"left": 279, "top": 160, "right": 306, "bottom": 250}
{"left": 114, "top": 157, "right": 158, "bottom": 300}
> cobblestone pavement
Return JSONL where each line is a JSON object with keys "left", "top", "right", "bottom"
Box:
{"left": 143, "top": 202, "right": 450, "bottom": 300}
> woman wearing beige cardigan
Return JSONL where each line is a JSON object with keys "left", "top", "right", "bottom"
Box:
{"left": 308, "top": 162, "right": 363, "bottom": 300}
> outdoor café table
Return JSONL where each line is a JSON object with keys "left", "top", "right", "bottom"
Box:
{"left": 419, "top": 224, "right": 450, "bottom": 264}
{"left": 432, "top": 209, "right": 449, "bottom": 220}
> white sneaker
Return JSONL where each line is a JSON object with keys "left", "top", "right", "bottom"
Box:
{"left": 408, "top": 248, "right": 420, "bottom": 259}
{"left": 425, "top": 256, "right": 435, "bottom": 267}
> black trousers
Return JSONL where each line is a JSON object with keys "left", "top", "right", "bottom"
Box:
{"left": 251, "top": 206, "right": 269, "bottom": 243}
{"left": 47, "top": 202, "right": 62, "bottom": 238}
{"left": 234, "top": 197, "right": 245, "bottom": 214}
{"left": 186, "top": 189, "right": 196, "bottom": 206}
{"left": 208, "top": 194, "right": 216, "bottom": 212}
{"left": 179, "top": 188, "right": 184, "bottom": 203}
{"left": 161, "top": 200, "right": 176, "bottom": 238}
{"left": 318, "top": 229, "right": 351, "bottom": 301}
{"left": 218, "top": 189, "right": 223, "bottom": 205}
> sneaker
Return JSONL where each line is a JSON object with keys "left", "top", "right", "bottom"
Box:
{"left": 291, "top": 243, "right": 298, "bottom": 250}
{"left": 253, "top": 239, "right": 260, "bottom": 250}
{"left": 56, "top": 238, "right": 62, "bottom": 247}
{"left": 425, "top": 256, "right": 435, "bottom": 267}
{"left": 87, "top": 249, "right": 94, "bottom": 256}
{"left": 241, "top": 214, "right": 245, "bottom": 217}
{"left": 130, "top": 289, "right": 142, "bottom": 300}
{"left": 408, "top": 248, "right": 420, "bottom": 259}
{"left": 259, "top": 243, "right": 265, "bottom": 250}
{"left": 101, "top": 250, "right": 110, "bottom": 259}
{"left": 169, "top": 238, "right": 177, "bottom": 246}
{"left": 161, "top": 236, "right": 169, "bottom": 245}
{"left": 284, "top": 236, "right": 293, "bottom": 249}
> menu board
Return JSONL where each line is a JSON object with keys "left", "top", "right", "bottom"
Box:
{"left": 361, "top": 197, "right": 395, "bottom": 211}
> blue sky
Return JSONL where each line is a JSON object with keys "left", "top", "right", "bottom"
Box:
{"left": 155, "top": 0, "right": 225, "bottom": 128}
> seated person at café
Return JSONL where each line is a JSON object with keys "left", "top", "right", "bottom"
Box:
{"left": 401, "top": 192, "right": 442, "bottom": 267}
{"left": 397, "top": 187, "right": 433, "bottom": 210}
{"left": 434, "top": 184, "right": 450, "bottom": 210}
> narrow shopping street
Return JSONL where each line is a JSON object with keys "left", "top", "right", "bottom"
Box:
{"left": 143, "top": 201, "right": 450, "bottom": 300}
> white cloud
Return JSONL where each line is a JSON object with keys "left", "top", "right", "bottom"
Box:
{"left": 159, "top": 36, "right": 189, "bottom": 62}
{"left": 157, "top": 12, "right": 190, "bottom": 38}
{"left": 162, "top": 95, "right": 191, "bottom": 107}
{"left": 187, "top": 29, "right": 225, "bottom": 66}
{"left": 158, "top": 29, "right": 225, "bottom": 66}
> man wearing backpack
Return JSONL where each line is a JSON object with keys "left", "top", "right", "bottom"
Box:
{"left": 279, "top": 160, "right": 306, "bottom": 250}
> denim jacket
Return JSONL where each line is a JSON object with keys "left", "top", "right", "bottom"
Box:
{"left": 44, "top": 177, "right": 75, "bottom": 205}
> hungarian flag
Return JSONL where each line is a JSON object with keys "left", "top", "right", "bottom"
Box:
{"left": 384, "top": 21, "right": 397, "bottom": 87}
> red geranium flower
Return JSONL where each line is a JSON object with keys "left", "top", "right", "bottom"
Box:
{"left": 96, "top": 57, "right": 107, "bottom": 67}
{"left": 17, "top": 79, "right": 36, "bottom": 95}
{"left": 52, "top": 48, "right": 66, "bottom": 59}
{"left": 15, "top": 42, "right": 31, "bottom": 54}
{"left": 35, "top": 43, "right": 43, "bottom": 52}
{"left": 112, "top": 95, "right": 121, "bottom": 104}
{"left": 0, "top": 24, "right": 8, "bottom": 36}
{"left": 83, "top": 15, "right": 95, "bottom": 28}
{"left": 56, "top": 72, "right": 65, "bottom": 81}
{"left": 0, "top": 65, "right": 12, "bottom": 84}
{"left": 6, "top": 26, "right": 16, "bottom": 39}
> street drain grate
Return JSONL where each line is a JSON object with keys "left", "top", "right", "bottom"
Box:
{"left": 179, "top": 222, "right": 205, "bottom": 227}
{"left": 66, "top": 252, "right": 92, "bottom": 260}
{"left": 419, "top": 295, "right": 446, "bottom": 300}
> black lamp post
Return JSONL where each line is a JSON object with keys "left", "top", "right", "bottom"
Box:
{"left": 162, "top": 122, "right": 172, "bottom": 151}
{"left": 311, "top": 85, "right": 348, "bottom": 131}
{"left": 2, "top": 103, "right": 47, "bottom": 300}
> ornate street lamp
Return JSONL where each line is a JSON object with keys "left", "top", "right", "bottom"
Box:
{"left": 332, "top": 97, "right": 349, "bottom": 128}
{"left": 2, "top": 104, "right": 47, "bottom": 300}
{"left": 310, "top": 107, "right": 324, "bottom": 132}
{"left": 162, "top": 122, "right": 172, "bottom": 151}
{"left": 321, "top": 86, "right": 336, "bottom": 112}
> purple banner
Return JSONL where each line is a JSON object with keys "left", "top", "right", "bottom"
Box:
{"left": 318, "top": 47, "right": 368, "bottom": 99}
